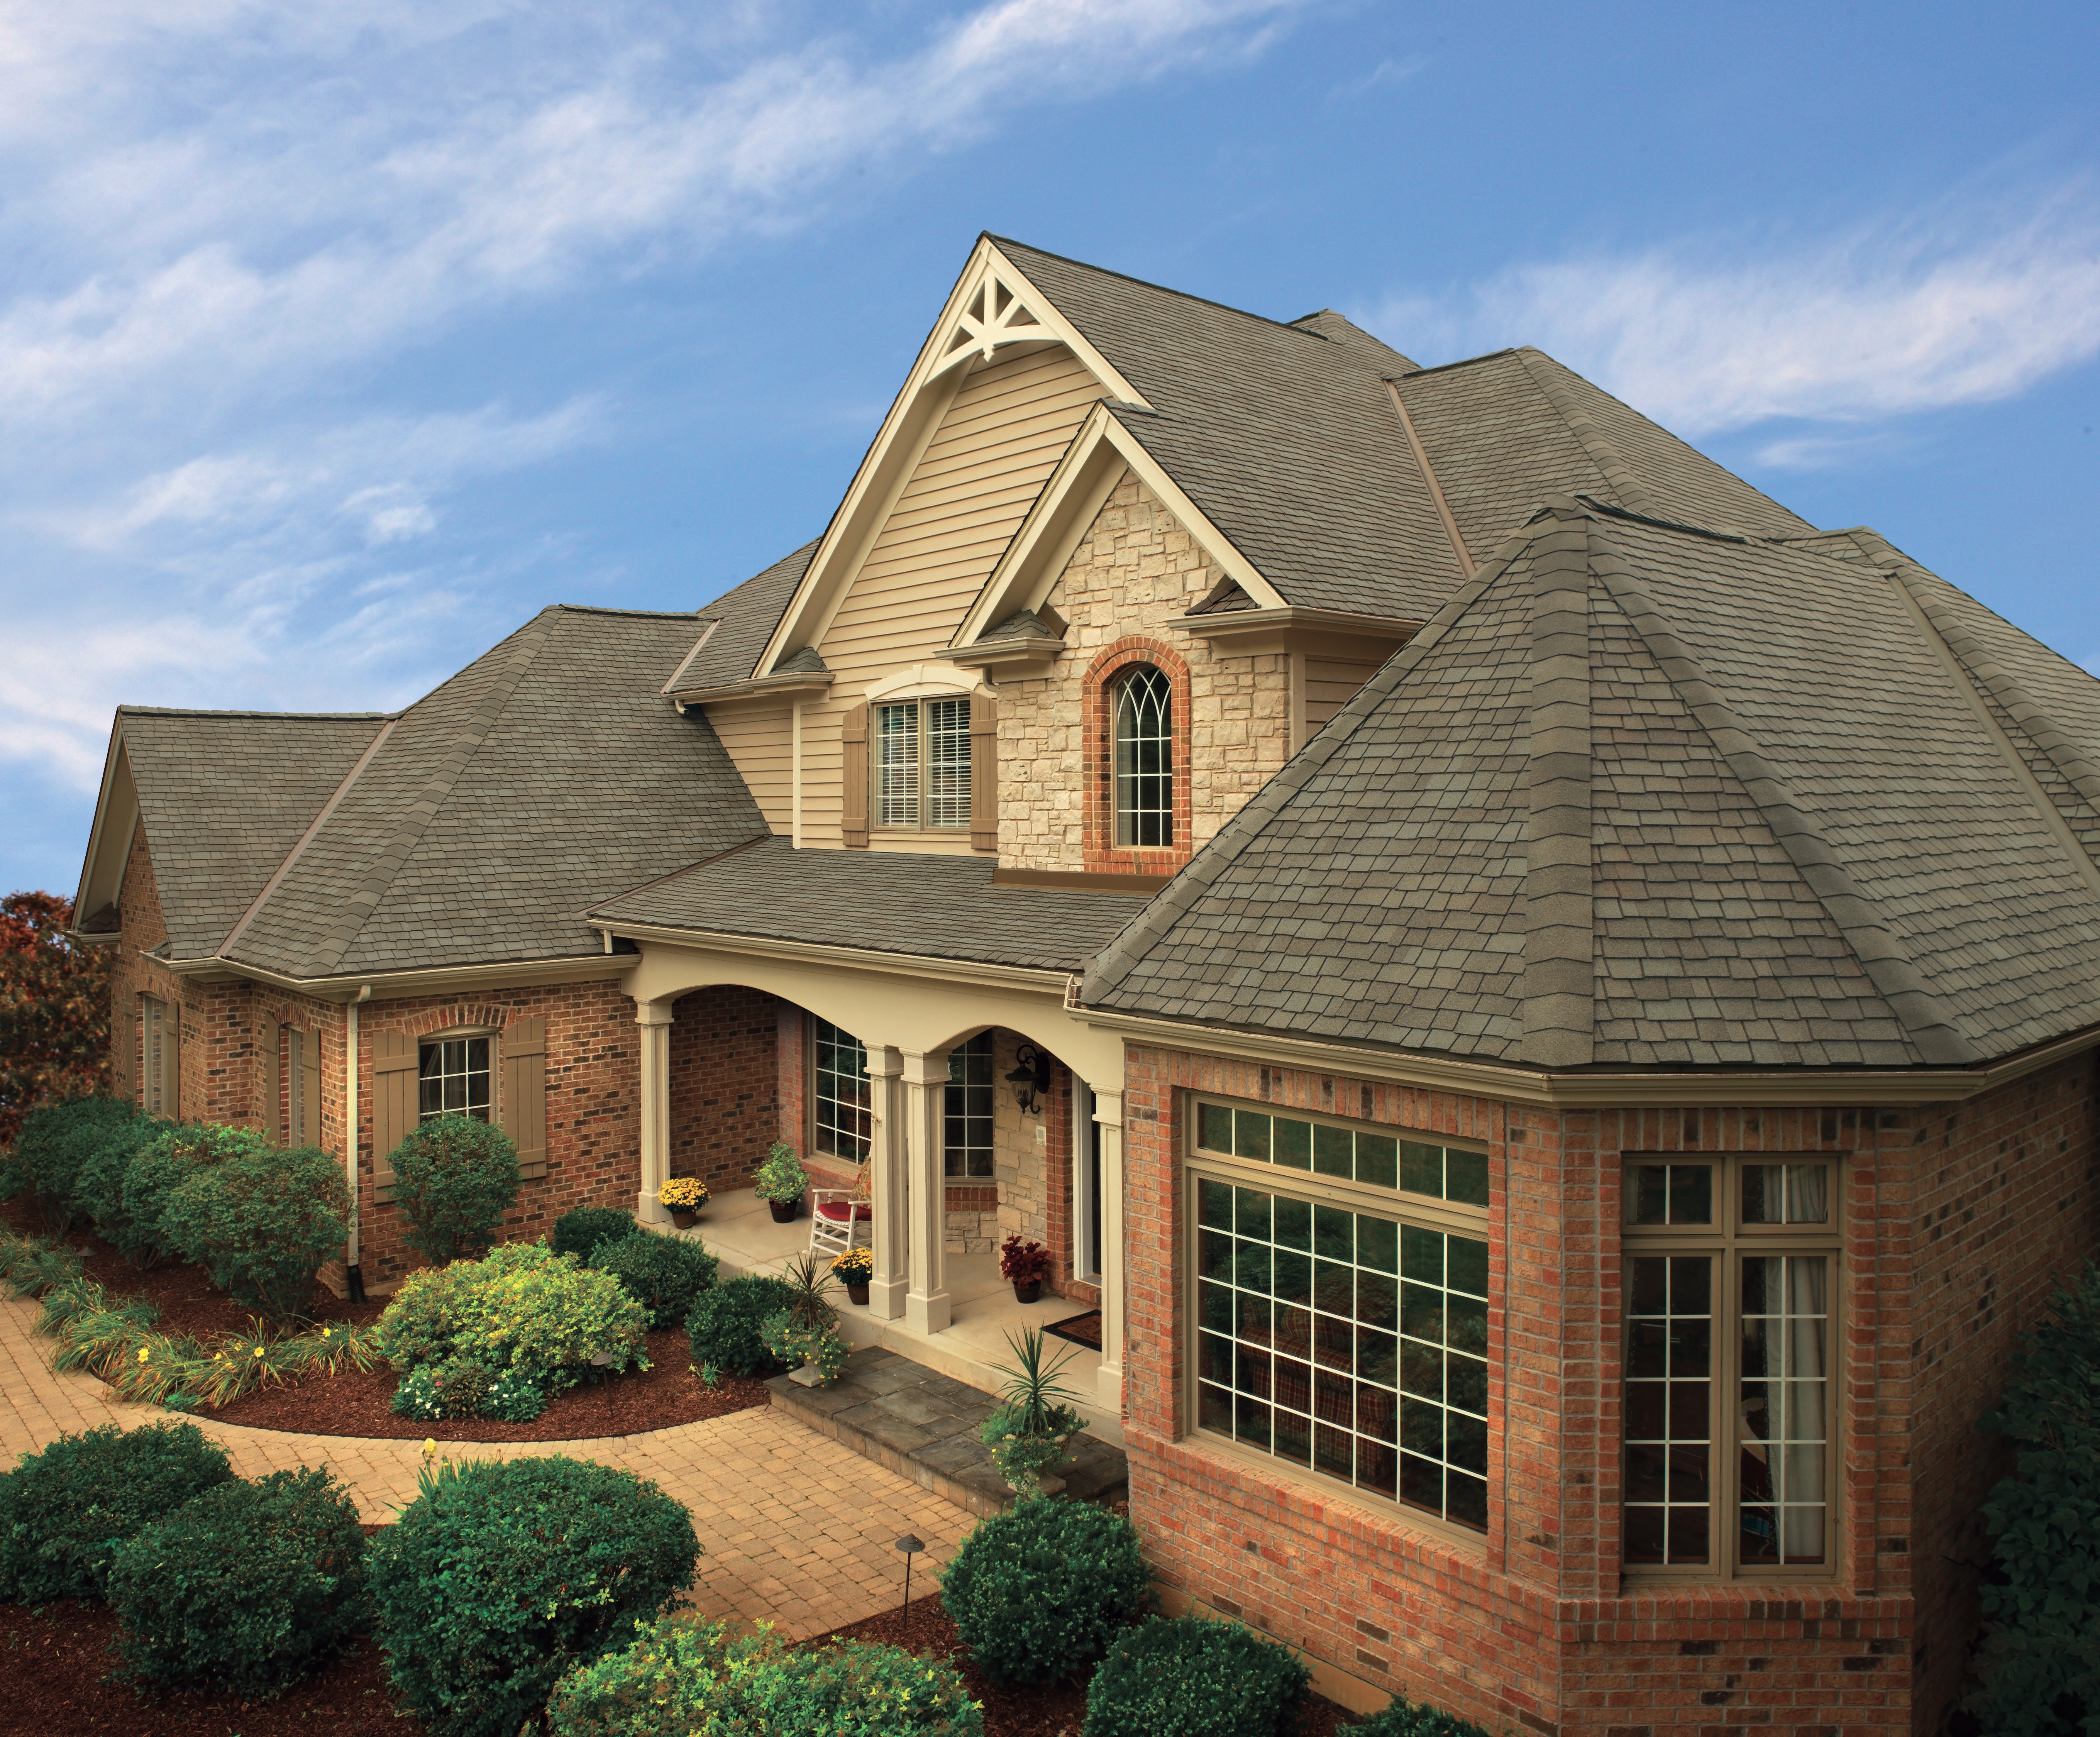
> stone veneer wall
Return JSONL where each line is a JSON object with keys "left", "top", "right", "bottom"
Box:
{"left": 997, "top": 475, "right": 1291, "bottom": 872}
{"left": 1116, "top": 1040, "right": 2100, "bottom": 1736}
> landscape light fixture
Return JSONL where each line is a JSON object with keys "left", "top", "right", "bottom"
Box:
{"left": 1005, "top": 1043, "right": 1051, "bottom": 1115}
{"left": 896, "top": 1533, "right": 925, "bottom": 1649}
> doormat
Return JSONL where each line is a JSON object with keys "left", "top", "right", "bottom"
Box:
{"left": 1044, "top": 1310, "right": 1102, "bottom": 1351}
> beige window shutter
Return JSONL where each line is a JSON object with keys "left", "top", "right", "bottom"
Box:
{"left": 263, "top": 1021, "right": 282, "bottom": 1144}
{"left": 842, "top": 701, "right": 870, "bottom": 848}
{"left": 162, "top": 1002, "right": 181, "bottom": 1121}
{"left": 371, "top": 1029, "right": 417, "bottom": 1205}
{"left": 969, "top": 689, "right": 999, "bottom": 852}
{"left": 298, "top": 1030, "right": 322, "bottom": 1148}
{"left": 501, "top": 1016, "right": 548, "bottom": 1181}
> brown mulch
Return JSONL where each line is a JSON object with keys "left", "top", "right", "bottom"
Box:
{"left": 818, "top": 1593, "right": 1365, "bottom": 1737}
{"left": 0, "top": 1599, "right": 422, "bottom": 1737}
{"left": 3, "top": 1197, "right": 770, "bottom": 1442}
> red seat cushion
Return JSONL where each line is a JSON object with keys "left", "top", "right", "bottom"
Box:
{"left": 817, "top": 1201, "right": 873, "bottom": 1222}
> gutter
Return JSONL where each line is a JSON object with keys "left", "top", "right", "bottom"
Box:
{"left": 1072, "top": 1006, "right": 2100, "bottom": 1110}
{"left": 588, "top": 918, "right": 1077, "bottom": 995}
{"left": 666, "top": 670, "right": 834, "bottom": 708}
{"left": 158, "top": 949, "right": 625, "bottom": 1002}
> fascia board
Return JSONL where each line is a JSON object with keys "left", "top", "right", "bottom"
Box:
{"left": 1074, "top": 1007, "right": 2098, "bottom": 1108}
{"left": 676, "top": 672, "right": 834, "bottom": 709}
{"left": 74, "top": 726, "right": 137, "bottom": 922}
{"left": 1099, "top": 418, "right": 1288, "bottom": 609}
{"left": 165, "top": 950, "right": 623, "bottom": 1004}
{"left": 752, "top": 239, "right": 1152, "bottom": 683}
{"left": 593, "top": 918, "right": 1074, "bottom": 996}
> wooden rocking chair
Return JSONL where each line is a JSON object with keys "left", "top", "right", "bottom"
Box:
{"left": 809, "top": 1161, "right": 873, "bottom": 1260}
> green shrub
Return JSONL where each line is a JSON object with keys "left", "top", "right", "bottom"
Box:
{"left": 547, "top": 1618, "right": 981, "bottom": 1737}
{"left": 939, "top": 1498, "right": 1152, "bottom": 1685}
{"left": 761, "top": 1309, "right": 849, "bottom": 1383}
{"left": 3, "top": 1096, "right": 140, "bottom": 1231}
{"left": 588, "top": 1230, "right": 719, "bottom": 1331}
{"left": 369, "top": 1454, "right": 699, "bottom": 1737}
{"left": 390, "top": 1361, "right": 547, "bottom": 1424}
{"left": 161, "top": 1141, "right": 349, "bottom": 1323}
{"left": 1348, "top": 1693, "right": 1495, "bottom": 1737}
{"left": 554, "top": 1205, "right": 635, "bottom": 1262}
{"left": 108, "top": 1467, "right": 367, "bottom": 1696}
{"left": 386, "top": 1115, "right": 520, "bottom": 1264}
{"left": 122, "top": 1122, "right": 270, "bottom": 1266}
{"left": 754, "top": 1140, "right": 808, "bottom": 1204}
{"left": 1084, "top": 1616, "right": 1309, "bottom": 1737}
{"left": 0, "top": 1421, "right": 235, "bottom": 1602}
{"left": 686, "top": 1275, "right": 800, "bottom": 1377}
{"left": 1969, "top": 1262, "right": 2100, "bottom": 1735}
{"left": 379, "top": 1240, "right": 648, "bottom": 1392}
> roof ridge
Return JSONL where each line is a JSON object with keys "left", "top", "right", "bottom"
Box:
{"left": 290, "top": 612, "right": 560, "bottom": 977}
{"left": 1514, "top": 350, "right": 1661, "bottom": 519}
{"left": 550, "top": 604, "right": 701, "bottom": 620}
{"left": 117, "top": 706, "right": 393, "bottom": 721}
{"left": 1388, "top": 347, "right": 1519, "bottom": 381}
{"left": 1570, "top": 493, "right": 1751, "bottom": 546}
{"left": 1585, "top": 517, "right": 1979, "bottom": 1064}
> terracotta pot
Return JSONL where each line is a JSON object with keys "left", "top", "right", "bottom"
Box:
{"left": 846, "top": 1282, "right": 871, "bottom": 1306}
{"left": 767, "top": 1198, "right": 799, "bottom": 1224}
{"left": 1012, "top": 1279, "right": 1043, "bottom": 1305}
{"left": 670, "top": 1210, "right": 697, "bottom": 1229}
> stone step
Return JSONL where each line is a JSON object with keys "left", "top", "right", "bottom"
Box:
{"left": 766, "top": 1346, "right": 1128, "bottom": 1520}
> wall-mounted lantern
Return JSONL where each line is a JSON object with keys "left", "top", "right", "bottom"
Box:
{"left": 1005, "top": 1042, "right": 1051, "bottom": 1115}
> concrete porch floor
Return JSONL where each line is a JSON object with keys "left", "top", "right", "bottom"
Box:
{"left": 675, "top": 1192, "right": 1121, "bottom": 1447}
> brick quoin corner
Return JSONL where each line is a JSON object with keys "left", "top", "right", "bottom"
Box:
{"left": 1117, "top": 1042, "right": 2100, "bottom": 1737}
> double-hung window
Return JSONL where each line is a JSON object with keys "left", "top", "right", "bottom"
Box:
{"left": 876, "top": 697, "right": 971, "bottom": 831}
{"left": 1189, "top": 1099, "right": 1492, "bottom": 1534}
{"left": 813, "top": 1019, "right": 871, "bottom": 1161}
{"left": 418, "top": 1037, "right": 489, "bottom": 1122}
{"left": 1622, "top": 1156, "right": 1839, "bottom": 1577}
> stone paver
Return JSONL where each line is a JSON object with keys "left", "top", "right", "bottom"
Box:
{"left": 0, "top": 1292, "right": 969, "bottom": 1639}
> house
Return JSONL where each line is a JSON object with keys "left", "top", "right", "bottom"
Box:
{"left": 69, "top": 234, "right": 2100, "bottom": 1735}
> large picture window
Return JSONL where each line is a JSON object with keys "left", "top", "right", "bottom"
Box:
{"left": 1190, "top": 1100, "right": 1491, "bottom": 1533}
{"left": 876, "top": 697, "right": 972, "bottom": 831}
{"left": 1622, "top": 1157, "right": 1839, "bottom": 1578}
{"left": 1113, "top": 665, "right": 1173, "bottom": 847}
{"left": 418, "top": 1037, "right": 489, "bottom": 1122}
{"left": 813, "top": 1019, "right": 871, "bottom": 1160}
{"left": 944, "top": 1032, "right": 994, "bottom": 1178}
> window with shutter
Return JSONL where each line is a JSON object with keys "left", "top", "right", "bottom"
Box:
{"left": 842, "top": 702, "right": 870, "bottom": 848}
{"left": 298, "top": 1030, "right": 323, "bottom": 1149}
{"left": 501, "top": 1017, "right": 548, "bottom": 1181}
{"left": 371, "top": 1029, "right": 417, "bottom": 1205}
{"left": 969, "top": 689, "right": 998, "bottom": 851}
{"left": 263, "top": 1022, "right": 282, "bottom": 1143}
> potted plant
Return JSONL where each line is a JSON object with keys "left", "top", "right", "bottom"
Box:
{"left": 999, "top": 1233, "right": 1052, "bottom": 1304}
{"left": 830, "top": 1246, "right": 874, "bottom": 1305}
{"left": 658, "top": 1176, "right": 709, "bottom": 1228}
{"left": 755, "top": 1143, "right": 808, "bottom": 1224}
{"left": 762, "top": 1251, "right": 849, "bottom": 1386}
{"left": 981, "top": 1326, "right": 1087, "bottom": 1498}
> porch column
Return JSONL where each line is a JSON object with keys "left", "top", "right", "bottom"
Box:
{"left": 901, "top": 1048, "right": 951, "bottom": 1334}
{"left": 1094, "top": 1087, "right": 1125, "bottom": 1415}
{"left": 866, "top": 1046, "right": 906, "bottom": 1320}
{"left": 635, "top": 998, "right": 676, "bottom": 1226}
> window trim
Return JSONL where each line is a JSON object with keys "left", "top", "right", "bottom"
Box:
{"left": 869, "top": 694, "right": 974, "bottom": 835}
{"left": 943, "top": 1030, "right": 995, "bottom": 1180}
{"left": 1620, "top": 1154, "right": 1844, "bottom": 1584}
{"left": 809, "top": 1015, "right": 871, "bottom": 1162}
{"left": 416, "top": 1028, "right": 495, "bottom": 1125}
{"left": 1082, "top": 639, "right": 1193, "bottom": 875}
{"left": 1112, "top": 664, "right": 1174, "bottom": 849}
{"left": 1183, "top": 1094, "right": 1494, "bottom": 1551}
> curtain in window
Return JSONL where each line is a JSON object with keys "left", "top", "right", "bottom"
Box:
{"left": 1739, "top": 1252, "right": 1829, "bottom": 1563}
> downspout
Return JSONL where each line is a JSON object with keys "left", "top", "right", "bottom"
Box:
{"left": 344, "top": 985, "right": 371, "bottom": 1303}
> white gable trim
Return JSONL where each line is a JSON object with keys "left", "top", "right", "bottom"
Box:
{"left": 751, "top": 238, "right": 1149, "bottom": 681}
{"left": 950, "top": 405, "right": 1287, "bottom": 650}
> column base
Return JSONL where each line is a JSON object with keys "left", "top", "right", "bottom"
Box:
{"left": 904, "top": 1290, "right": 952, "bottom": 1335}
{"left": 635, "top": 1192, "right": 671, "bottom": 1227}
{"left": 868, "top": 1278, "right": 908, "bottom": 1321}
{"left": 1095, "top": 1359, "right": 1124, "bottom": 1415}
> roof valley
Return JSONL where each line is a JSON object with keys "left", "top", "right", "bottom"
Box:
{"left": 1514, "top": 350, "right": 1660, "bottom": 519}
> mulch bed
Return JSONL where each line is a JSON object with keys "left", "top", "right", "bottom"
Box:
{"left": 819, "top": 1593, "right": 1367, "bottom": 1737}
{"left": 3, "top": 1197, "right": 770, "bottom": 1441}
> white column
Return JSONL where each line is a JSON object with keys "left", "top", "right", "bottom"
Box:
{"left": 901, "top": 1049, "right": 951, "bottom": 1335}
{"left": 635, "top": 999, "right": 675, "bottom": 1226}
{"left": 1093, "top": 1086, "right": 1125, "bottom": 1415}
{"left": 866, "top": 1046, "right": 907, "bottom": 1320}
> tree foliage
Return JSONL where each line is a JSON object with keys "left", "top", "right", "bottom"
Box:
{"left": 0, "top": 892, "right": 110, "bottom": 1146}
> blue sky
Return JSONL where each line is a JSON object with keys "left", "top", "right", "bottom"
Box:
{"left": 4, "top": 0, "right": 2097, "bottom": 896}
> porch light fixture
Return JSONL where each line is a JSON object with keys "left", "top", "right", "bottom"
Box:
{"left": 1006, "top": 1043, "right": 1050, "bottom": 1115}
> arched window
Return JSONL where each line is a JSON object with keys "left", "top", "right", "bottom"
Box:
{"left": 1114, "top": 665, "right": 1174, "bottom": 848}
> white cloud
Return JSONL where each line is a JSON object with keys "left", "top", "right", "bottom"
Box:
{"left": 1367, "top": 190, "right": 2100, "bottom": 440}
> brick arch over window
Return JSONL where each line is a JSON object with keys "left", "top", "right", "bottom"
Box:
{"left": 1083, "top": 638, "right": 1194, "bottom": 875}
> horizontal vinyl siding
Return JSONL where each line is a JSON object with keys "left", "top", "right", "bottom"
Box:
{"left": 708, "top": 710, "right": 795, "bottom": 834}
{"left": 802, "top": 344, "right": 1104, "bottom": 848}
{"left": 1305, "top": 659, "right": 1383, "bottom": 731}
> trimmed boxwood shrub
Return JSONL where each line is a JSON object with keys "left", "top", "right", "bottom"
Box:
{"left": 122, "top": 1122, "right": 269, "bottom": 1267}
{"left": 386, "top": 1114, "right": 521, "bottom": 1264}
{"left": 379, "top": 1240, "right": 648, "bottom": 1392}
{"left": 0, "top": 1420, "right": 235, "bottom": 1602}
{"left": 1348, "top": 1694, "right": 1495, "bottom": 1737}
{"left": 589, "top": 1230, "right": 720, "bottom": 1330}
{"left": 108, "top": 1466, "right": 368, "bottom": 1697}
{"left": 938, "top": 1497, "right": 1153, "bottom": 1685}
{"left": 685, "top": 1275, "right": 799, "bottom": 1377}
{"left": 553, "top": 1205, "right": 635, "bottom": 1262}
{"left": 68, "top": 1100, "right": 161, "bottom": 1249}
{"left": 369, "top": 1454, "right": 699, "bottom": 1737}
{"left": 547, "top": 1617, "right": 981, "bottom": 1737}
{"left": 1084, "top": 1616, "right": 1309, "bottom": 1737}
{"left": 160, "top": 1141, "right": 349, "bottom": 1323}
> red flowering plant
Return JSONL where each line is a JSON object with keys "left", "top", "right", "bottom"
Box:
{"left": 998, "top": 1234, "right": 1052, "bottom": 1285}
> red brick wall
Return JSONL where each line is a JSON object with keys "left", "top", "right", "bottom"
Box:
{"left": 666, "top": 985, "right": 781, "bottom": 1193}
{"left": 1118, "top": 1042, "right": 2100, "bottom": 1736}
{"left": 777, "top": 1000, "right": 807, "bottom": 1151}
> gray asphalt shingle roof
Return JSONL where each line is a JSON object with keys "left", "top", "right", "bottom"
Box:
{"left": 666, "top": 540, "right": 820, "bottom": 694}
{"left": 1084, "top": 497, "right": 2100, "bottom": 1071}
{"left": 588, "top": 837, "right": 1149, "bottom": 974}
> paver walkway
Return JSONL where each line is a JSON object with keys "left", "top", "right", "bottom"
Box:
{"left": 0, "top": 1292, "right": 970, "bottom": 1639}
